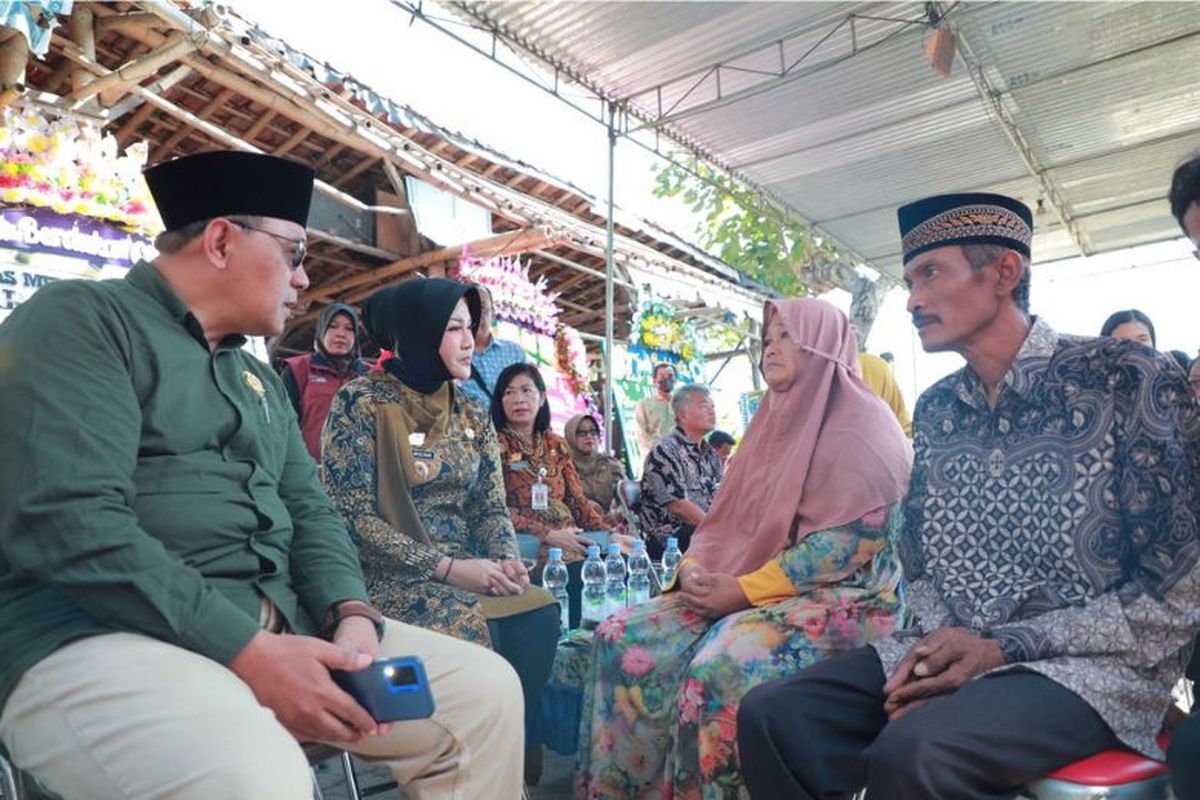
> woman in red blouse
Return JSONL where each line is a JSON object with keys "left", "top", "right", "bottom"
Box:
{"left": 491, "top": 363, "right": 612, "bottom": 563}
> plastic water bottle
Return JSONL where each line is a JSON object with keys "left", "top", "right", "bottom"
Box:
{"left": 542, "top": 547, "right": 570, "bottom": 633}
{"left": 662, "top": 536, "right": 683, "bottom": 587}
{"left": 581, "top": 545, "right": 607, "bottom": 628}
{"left": 604, "top": 542, "right": 627, "bottom": 615}
{"left": 627, "top": 540, "right": 652, "bottom": 606}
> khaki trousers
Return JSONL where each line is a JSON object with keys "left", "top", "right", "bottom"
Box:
{"left": 0, "top": 619, "right": 523, "bottom": 800}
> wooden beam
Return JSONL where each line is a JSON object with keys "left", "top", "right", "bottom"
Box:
{"left": 333, "top": 156, "right": 378, "bottom": 188}
{"left": 548, "top": 269, "right": 593, "bottom": 294}
{"left": 315, "top": 143, "right": 346, "bottom": 169}
{"left": 274, "top": 124, "right": 313, "bottom": 157}
{"left": 244, "top": 109, "right": 277, "bottom": 142}
{"left": 115, "top": 101, "right": 156, "bottom": 142}
{"left": 151, "top": 87, "right": 235, "bottom": 161}
{"left": 302, "top": 227, "right": 555, "bottom": 304}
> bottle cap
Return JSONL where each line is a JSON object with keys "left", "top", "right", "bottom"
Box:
{"left": 667, "top": 537, "right": 679, "bottom": 548}
{"left": 632, "top": 539, "right": 646, "bottom": 552}
{"left": 587, "top": 545, "right": 601, "bottom": 557}
{"left": 548, "top": 547, "right": 563, "bottom": 559}
{"left": 608, "top": 543, "right": 621, "bottom": 554}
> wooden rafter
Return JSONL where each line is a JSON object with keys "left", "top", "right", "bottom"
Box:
{"left": 300, "top": 226, "right": 556, "bottom": 307}
{"left": 333, "top": 156, "right": 378, "bottom": 188}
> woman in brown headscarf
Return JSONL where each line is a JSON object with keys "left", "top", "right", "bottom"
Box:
{"left": 575, "top": 298, "right": 912, "bottom": 800}
{"left": 564, "top": 413, "right": 625, "bottom": 518}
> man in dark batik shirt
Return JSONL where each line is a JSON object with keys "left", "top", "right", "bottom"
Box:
{"left": 739, "top": 192, "right": 1200, "bottom": 800}
{"left": 638, "top": 384, "right": 723, "bottom": 558}
{"left": 1166, "top": 152, "right": 1200, "bottom": 799}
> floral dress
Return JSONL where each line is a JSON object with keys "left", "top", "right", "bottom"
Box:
{"left": 574, "top": 504, "right": 906, "bottom": 800}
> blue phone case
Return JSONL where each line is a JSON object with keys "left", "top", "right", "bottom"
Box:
{"left": 330, "top": 656, "right": 436, "bottom": 723}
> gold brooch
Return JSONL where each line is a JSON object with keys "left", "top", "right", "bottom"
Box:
{"left": 243, "top": 371, "right": 265, "bottom": 398}
{"left": 243, "top": 370, "right": 270, "bottom": 423}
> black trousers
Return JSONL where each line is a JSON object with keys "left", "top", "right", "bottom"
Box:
{"left": 737, "top": 646, "right": 1119, "bottom": 800}
{"left": 487, "top": 603, "right": 560, "bottom": 744}
{"left": 1169, "top": 713, "right": 1200, "bottom": 799}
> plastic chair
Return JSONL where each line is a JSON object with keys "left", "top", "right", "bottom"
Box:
{"left": 615, "top": 478, "right": 642, "bottom": 536}
{"left": 1023, "top": 734, "right": 1173, "bottom": 799}
{"left": 848, "top": 733, "right": 1174, "bottom": 800}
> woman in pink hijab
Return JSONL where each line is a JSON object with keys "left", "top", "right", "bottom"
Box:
{"left": 575, "top": 299, "right": 913, "bottom": 800}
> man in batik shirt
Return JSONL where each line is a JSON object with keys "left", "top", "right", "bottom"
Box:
{"left": 638, "top": 383, "right": 722, "bottom": 559}
{"left": 739, "top": 192, "right": 1200, "bottom": 799}
{"left": 1166, "top": 151, "right": 1200, "bottom": 799}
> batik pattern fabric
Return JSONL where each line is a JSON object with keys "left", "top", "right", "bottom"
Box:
{"left": 872, "top": 317, "right": 1200, "bottom": 757}
{"left": 638, "top": 427, "right": 723, "bottom": 547}
{"left": 496, "top": 428, "right": 607, "bottom": 539}
{"left": 575, "top": 505, "right": 904, "bottom": 800}
{"left": 322, "top": 372, "right": 518, "bottom": 646}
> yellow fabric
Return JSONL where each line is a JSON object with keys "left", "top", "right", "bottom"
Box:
{"left": 668, "top": 556, "right": 794, "bottom": 608}
{"left": 858, "top": 353, "right": 912, "bottom": 437}
{"left": 737, "top": 560, "right": 796, "bottom": 607}
{"left": 661, "top": 556, "right": 697, "bottom": 593}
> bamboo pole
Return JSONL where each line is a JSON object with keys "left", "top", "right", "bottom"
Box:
{"left": 66, "top": 5, "right": 95, "bottom": 96}
{"left": 97, "top": 4, "right": 764, "bottom": 309}
{"left": 53, "top": 43, "right": 400, "bottom": 257}
{"left": 302, "top": 226, "right": 554, "bottom": 304}
{"left": 0, "top": 27, "right": 28, "bottom": 107}
{"left": 69, "top": 31, "right": 201, "bottom": 104}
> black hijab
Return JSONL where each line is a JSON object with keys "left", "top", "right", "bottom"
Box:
{"left": 362, "top": 279, "right": 481, "bottom": 394}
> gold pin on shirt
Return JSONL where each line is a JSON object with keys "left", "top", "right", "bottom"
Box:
{"left": 243, "top": 371, "right": 270, "bottom": 423}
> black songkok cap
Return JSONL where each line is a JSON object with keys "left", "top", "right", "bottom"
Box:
{"left": 143, "top": 151, "right": 315, "bottom": 231}
{"left": 897, "top": 192, "right": 1033, "bottom": 265}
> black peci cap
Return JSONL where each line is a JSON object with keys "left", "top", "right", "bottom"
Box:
{"left": 143, "top": 150, "right": 315, "bottom": 231}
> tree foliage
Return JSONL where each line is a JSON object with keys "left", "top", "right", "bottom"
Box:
{"left": 652, "top": 155, "right": 847, "bottom": 297}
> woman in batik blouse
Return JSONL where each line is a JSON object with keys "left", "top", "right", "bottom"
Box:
{"left": 574, "top": 299, "right": 913, "bottom": 800}
{"left": 491, "top": 363, "right": 612, "bottom": 563}
{"left": 321, "top": 279, "right": 558, "bottom": 781}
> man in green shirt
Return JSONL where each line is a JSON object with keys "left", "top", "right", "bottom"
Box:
{"left": 0, "top": 151, "right": 522, "bottom": 799}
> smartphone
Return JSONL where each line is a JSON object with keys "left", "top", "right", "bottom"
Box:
{"left": 330, "top": 655, "right": 436, "bottom": 723}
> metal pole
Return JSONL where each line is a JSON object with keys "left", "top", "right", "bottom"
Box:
{"left": 604, "top": 103, "right": 617, "bottom": 453}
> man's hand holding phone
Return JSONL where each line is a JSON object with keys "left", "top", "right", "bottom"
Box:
{"left": 229, "top": 630, "right": 385, "bottom": 744}
{"left": 330, "top": 656, "right": 436, "bottom": 723}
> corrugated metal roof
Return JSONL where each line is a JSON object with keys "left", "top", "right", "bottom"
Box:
{"left": 449, "top": 0, "right": 1200, "bottom": 279}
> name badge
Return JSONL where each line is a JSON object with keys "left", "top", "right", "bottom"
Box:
{"left": 508, "top": 460, "right": 529, "bottom": 471}
{"left": 531, "top": 481, "right": 549, "bottom": 511}
{"left": 412, "top": 448, "right": 435, "bottom": 460}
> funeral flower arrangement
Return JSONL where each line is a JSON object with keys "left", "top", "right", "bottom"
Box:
{"left": 555, "top": 323, "right": 590, "bottom": 395}
{"left": 0, "top": 107, "right": 157, "bottom": 232}
{"left": 632, "top": 298, "right": 698, "bottom": 361}
{"left": 453, "top": 248, "right": 560, "bottom": 336}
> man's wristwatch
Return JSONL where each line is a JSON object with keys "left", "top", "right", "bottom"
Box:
{"left": 322, "top": 600, "right": 385, "bottom": 641}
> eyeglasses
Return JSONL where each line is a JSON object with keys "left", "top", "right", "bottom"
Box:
{"left": 229, "top": 221, "right": 307, "bottom": 270}
{"left": 576, "top": 429, "right": 600, "bottom": 438}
